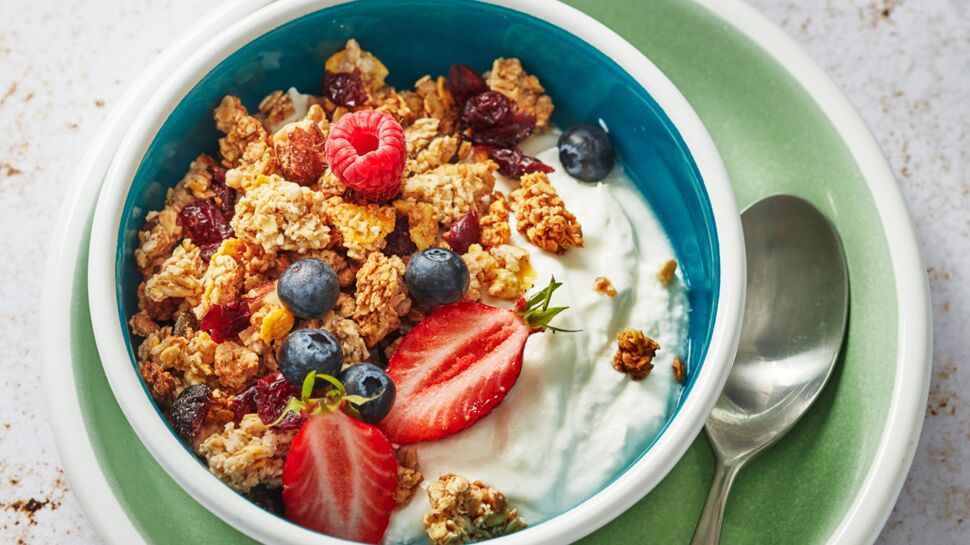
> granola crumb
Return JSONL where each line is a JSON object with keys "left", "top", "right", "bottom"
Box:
{"left": 594, "top": 276, "right": 617, "bottom": 297}
{"left": 214, "top": 341, "right": 260, "bottom": 392}
{"left": 672, "top": 356, "right": 686, "bottom": 384}
{"left": 214, "top": 95, "right": 270, "bottom": 168}
{"left": 509, "top": 172, "right": 583, "bottom": 254}
{"left": 231, "top": 176, "right": 334, "bottom": 253}
{"left": 139, "top": 361, "right": 179, "bottom": 400}
{"left": 462, "top": 244, "right": 534, "bottom": 301}
{"left": 401, "top": 162, "right": 496, "bottom": 227}
{"left": 423, "top": 473, "right": 527, "bottom": 545}
{"left": 258, "top": 90, "right": 296, "bottom": 131}
{"left": 197, "top": 414, "right": 296, "bottom": 492}
{"left": 129, "top": 311, "right": 160, "bottom": 337}
{"left": 395, "top": 447, "right": 424, "bottom": 509}
{"left": 479, "top": 192, "right": 511, "bottom": 248}
{"left": 657, "top": 259, "right": 678, "bottom": 286}
{"left": 330, "top": 201, "right": 396, "bottom": 260}
{"left": 353, "top": 253, "right": 412, "bottom": 347}
{"left": 612, "top": 328, "right": 660, "bottom": 381}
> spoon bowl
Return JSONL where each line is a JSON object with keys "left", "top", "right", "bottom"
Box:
{"left": 692, "top": 195, "right": 848, "bottom": 544}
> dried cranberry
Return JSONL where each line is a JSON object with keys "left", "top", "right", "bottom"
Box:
{"left": 254, "top": 372, "right": 304, "bottom": 430}
{"left": 461, "top": 91, "right": 512, "bottom": 130}
{"left": 469, "top": 111, "right": 536, "bottom": 148}
{"left": 169, "top": 383, "right": 212, "bottom": 442}
{"left": 444, "top": 209, "right": 480, "bottom": 254}
{"left": 178, "top": 200, "right": 234, "bottom": 261}
{"left": 488, "top": 147, "right": 554, "bottom": 179}
{"left": 384, "top": 216, "right": 417, "bottom": 257}
{"left": 208, "top": 164, "right": 227, "bottom": 185}
{"left": 322, "top": 70, "right": 369, "bottom": 108}
{"left": 231, "top": 384, "right": 258, "bottom": 421}
{"left": 199, "top": 300, "right": 250, "bottom": 343}
{"left": 208, "top": 164, "right": 236, "bottom": 216}
{"left": 447, "top": 64, "right": 487, "bottom": 105}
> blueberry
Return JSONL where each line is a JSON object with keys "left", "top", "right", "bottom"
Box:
{"left": 278, "top": 328, "right": 344, "bottom": 387}
{"left": 557, "top": 124, "right": 615, "bottom": 182}
{"left": 338, "top": 363, "right": 396, "bottom": 424}
{"left": 277, "top": 258, "right": 340, "bottom": 319}
{"left": 405, "top": 248, "right": 470, "bottom": 308}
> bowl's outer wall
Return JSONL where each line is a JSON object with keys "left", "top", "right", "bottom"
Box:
{"left": 116, "top": 0, "right": 721, "bottom": 446}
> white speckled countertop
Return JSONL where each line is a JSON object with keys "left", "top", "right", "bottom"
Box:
{"left": 0, "top": 1, "right": 965, "bottom": 543}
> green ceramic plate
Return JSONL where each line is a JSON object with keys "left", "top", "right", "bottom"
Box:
{"left": 41, "top": 1, "right": 930, "bottom": 544}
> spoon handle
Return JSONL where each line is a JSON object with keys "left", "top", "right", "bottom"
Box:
{"left": 689, "top": 457, "right": 745, "bottom": 545}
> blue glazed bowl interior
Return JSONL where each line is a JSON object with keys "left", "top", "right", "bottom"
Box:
{"left": 115, "top": 0, "right": 719, "bottom": 527}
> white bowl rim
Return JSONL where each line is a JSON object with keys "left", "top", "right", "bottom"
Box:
{"left": 87, "top": 1, "right": 744, "bottom": 544}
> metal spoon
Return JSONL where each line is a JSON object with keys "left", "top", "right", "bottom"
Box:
{"left": 690, "top": 195, "right": 849, "bottom": 544}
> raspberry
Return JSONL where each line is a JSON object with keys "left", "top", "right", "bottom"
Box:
{"left": 325, "top": 110, "right": 407, "bottom": 201}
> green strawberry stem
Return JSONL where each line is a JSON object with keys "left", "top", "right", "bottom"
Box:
{"left": 516, "top": 276, "right": 579, "bottom": 333}
{"left": 269, "top": 371, "right": 381, "bottom": 427}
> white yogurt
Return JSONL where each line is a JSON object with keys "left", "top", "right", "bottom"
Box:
{"left": 383, "top": 137, "right": 689, "bottom": 544}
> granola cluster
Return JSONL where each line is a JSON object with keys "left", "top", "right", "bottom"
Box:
{"left": 423, "top": 474, "right": 527, "bottom": 545}
{"left": 127, "top": 39, "right": 590, "bottom": 534}
{"left": 612, "top": 328, "right": 660, "bottom": 381}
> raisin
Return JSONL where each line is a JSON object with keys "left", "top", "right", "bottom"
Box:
{"left": 279, "top": 124, "right": 327, "bottom": 186}
{"left": 170, "top": 383, "right": 212, "bottom": 442}
{"left": 178, "top": 200, "right": 234, "bottom": 261}
{"left": 199, "top": 300, "right": 250, "bottom": 343}
{"left": 322, "top": 70, "right": 369, "bottom": 108}
{"left": 447, "top": 64, "right": 487, "bottom": 106}
{"left": 383, "top": 216, "right": 417, "bottom": 257}
{"left": 253, "top": 372, "right": 304, "bottom": 429}
{"left": 444, "top": 209, "right": 480, "bottom": 254}
{"left": 488, "top": 147, "right": 554, "bottom": 179}
{"left": 460, "top": 91, "right": 512, "bottom": 130}
{"left": 469, "top": 111, "right": 536, "bottom": 148}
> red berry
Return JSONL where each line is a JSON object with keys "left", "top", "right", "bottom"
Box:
{"left": 447, "top": 64, "right": 487, "bottom": 105}
{"left": 488, "top": 147, "right": 554, "bottom": 179}
{"left": 199, "top": 300, "right": 250, "bottom": 343}
{"left": 321, "top": 70, "right": 369, "bottom": 108}
{"left": 325, "top": 110, "right": 407, "bottom": 201}
{"left": 283, "top": 412, "right": 397, "bottom": 544}
{"left": 232, "top": 372, "right": 305, "bottom": 429}
{"left": 444, "top": 209, "right": 480, "bottom": 254}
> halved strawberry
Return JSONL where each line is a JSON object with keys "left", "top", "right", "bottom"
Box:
{"left": 380, "top": 278, "right": 571, "bottom": 444}
{"left": 282, "top": 411, "right": 397, "bottom": 544}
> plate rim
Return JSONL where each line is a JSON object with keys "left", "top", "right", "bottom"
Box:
{"left": 40, "top": 1, "right": 932, "bottom": 545}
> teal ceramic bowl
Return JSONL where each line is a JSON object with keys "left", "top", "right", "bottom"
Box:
{"left": 87, "top": 1, "right": 743, "bottom": 543}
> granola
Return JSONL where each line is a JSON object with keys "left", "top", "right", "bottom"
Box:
{"left": 462, "top": 244, "right": 534, "bottom": 301}
{"left": 231, "top": 176, "right": 334, "bottom": 253}
{"left": 353, "top": 252, "right": 411, "bottom": 347}
{"left": 197, "top": 414, "right": 296, "bottom": 493}
{"left": 657, "top": 259, "right": 678, "bottom": 286}
{"left": 395, "top": 447, "right": 424, "bottom": 509}
{"left": 510, "top": 171, "right": 584, "bottom": 253}
{"left": 594, "top": 276, "right": 617, "bottom": 297}
{"left": 401, "top": 162, "right": 497, "bottom": 226}
{"left": 613, "top": 328, "right": 660, "bottom": 381}
{"left": 478, "top": 192, "right": 511, "bottom": 248}
{"left": 423, "top": 473, "right": 527, "bottom": 545}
